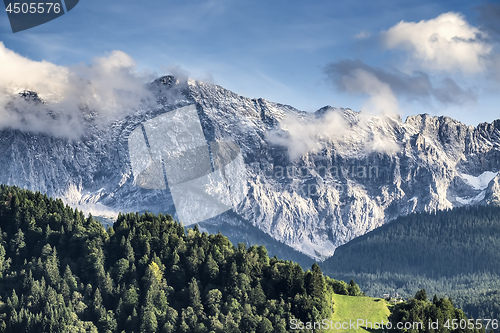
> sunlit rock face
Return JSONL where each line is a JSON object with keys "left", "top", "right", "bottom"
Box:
{"left": 1, "top": 77, "right": 499, "bottom": 260}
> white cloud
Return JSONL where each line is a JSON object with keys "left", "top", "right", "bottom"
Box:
{"left": 270, "top": 66, "right": 403, "bottom": 160}
{"left": 340, "top": 68, "right": 399, "bottom": 116}
{"left": 0, "top": 42, "right": 155, "bottom": 139}
{"left": 491, "top": 53, "right": 500, "bottom": 81}
{"left": 384, "top": 12, "right": 492, "bottom": 73}
{"left": 266, "top": 107, "right": 401, "bottom": 160}
{"left": 266, "top": 110, "right": 348, "bottom": 160}
{"left": 0, "top": 43, "right": 71, "bottom": 100}
{"left": 354, "top": 31, "right": 371, "bottom": 40}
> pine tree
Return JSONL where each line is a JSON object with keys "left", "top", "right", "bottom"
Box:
{"left": 415, "top": 289, "right": 427, "bottom": 301}
{"left": 188, "top": 278, "right": 204, "bottom": 318}
{"left": 10, "top": 229, "right": 25, "bottom": 256}
{"left": 140, "top": 308, "right": 158, "bottom": 333}
{"left": 203, "top": 253, "right": 219, "bottom": 282}
{"left": 348, "top": 279, "right": 362, "bottom": 296}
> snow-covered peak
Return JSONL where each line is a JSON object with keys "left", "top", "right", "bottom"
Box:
{"left": 1, "top": 76, "right": 500, "bottom": 260}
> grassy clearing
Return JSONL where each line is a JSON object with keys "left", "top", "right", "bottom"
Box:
{"left": 327, "top": 294, "right": 391, "bottom": 332}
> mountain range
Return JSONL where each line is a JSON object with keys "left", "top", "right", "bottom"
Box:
{"left": 1, "top": 76, "right": 499, "bottom": 260}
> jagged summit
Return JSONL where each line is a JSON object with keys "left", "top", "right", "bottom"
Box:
{"left": 313, "top": 105, "right": 348, "bottom": 117}
{"left": 0, "top": 77, "right": 499, "bottom": 260}
{"left": 404, "top": 113, "right": 472, "bottom": 128}
{"left": 18, "top": 90, "right": 44, "bottom": 103}
{"left": 152, "top": 75, "right": 186, "bottom": 88}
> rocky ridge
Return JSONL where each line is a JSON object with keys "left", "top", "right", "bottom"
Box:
{"left": 0, "top": 77, "right": 499, "bottom": 260}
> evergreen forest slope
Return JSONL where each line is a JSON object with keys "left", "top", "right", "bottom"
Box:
{"left": 0, "top": 185, "right": 485, "bottom": 333}
{"left": 321, "top": 206, "right": 500, "bottom": 322}
{"left": 0, "top": 185, "right": 341, "bottom": 332}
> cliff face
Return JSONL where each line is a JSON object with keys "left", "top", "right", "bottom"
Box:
{"left": 1, "top": 77, "right": 499, "bottom": 260}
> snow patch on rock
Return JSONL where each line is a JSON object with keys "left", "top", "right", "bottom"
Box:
{"left": 460, "top": 171, "right": 499, "bottom": 190}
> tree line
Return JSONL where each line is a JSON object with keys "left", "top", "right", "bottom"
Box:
{"left": 321, "top": 205, "right": 500, "bottom": 327}
{"left": 0, "top": 185, "right": 357, "bottom": 332}
{"left": 0, "top": 185, "right": 485, "bottom": 332}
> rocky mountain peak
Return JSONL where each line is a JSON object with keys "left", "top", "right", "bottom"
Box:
{"left": 18, "top": 90, "right": 44, "bottom": 103}
{"left": 0, "top": 77, "right": 499, "bottom": 260}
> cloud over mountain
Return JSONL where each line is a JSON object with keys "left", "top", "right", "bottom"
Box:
{"left": 0, "top": 43, "right": 154, "bottom": 139}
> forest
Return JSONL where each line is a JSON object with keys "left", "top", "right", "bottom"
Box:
{"left": 0, "top": 185, "right": 485, "bottom": 332}
{"left": 321, "top": 205, "right": 500, "bottom": 323}
{"left": 0, "top": 185, "right": 357, "bottom": 332}
{"left": 391, "top": 289, "right": 491, "bottom": 333}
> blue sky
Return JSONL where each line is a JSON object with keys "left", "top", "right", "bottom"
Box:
{"left": 0, "top": 0, "right": 499, "bottom": 125}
